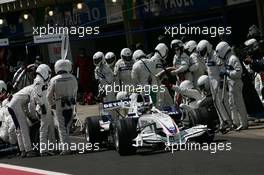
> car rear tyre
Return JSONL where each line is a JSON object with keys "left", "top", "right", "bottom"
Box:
{"left": 191, "top": 107, "right": 217, "bottom": 143}
{"left": 84, "top": 116, "right": 103, "bottom": 144}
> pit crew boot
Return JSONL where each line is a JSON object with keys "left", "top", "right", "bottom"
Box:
{"left": 41, "top": 151, "right": 55, "bottom": 157}
{"left": 20, "top": 150, "right": 26, "bottom": 158}
{"left": 26, "top": 150, "right": 39, "bottom": 158}
{"left": 60, "top": 150, "right": 71, "bottom": 156}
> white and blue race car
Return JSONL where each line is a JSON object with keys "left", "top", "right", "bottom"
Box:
{"left": 84, "top": 93, "right": 214, "bottom": 156}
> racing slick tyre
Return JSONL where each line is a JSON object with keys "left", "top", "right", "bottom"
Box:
{"left": 114, "top": 118, "right": 137, "bottom": 156}
{"left": 84, "top": 116, "right": 104, "bottom": 145}
{"left": 195, "top": 130, "right": 215, "bottom": 144}
{"left": 191, "top": 107, "right": 217, "bottom": 143}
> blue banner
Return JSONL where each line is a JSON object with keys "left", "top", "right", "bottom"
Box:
{"left": 44, "top": 1, "right": 107, "bottom": 27}
{"left": 79, "top": 0, "right": 106, "bottom": 26}
{"left": 139, "top": 0, "right": 225, "bottom": 18}
{"left": 0, "top": 13, "right": 24, "bottom": 38}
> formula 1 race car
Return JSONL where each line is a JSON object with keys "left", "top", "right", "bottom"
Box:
{"left": 84, "top": 93, "right": 214, "bottom": 156}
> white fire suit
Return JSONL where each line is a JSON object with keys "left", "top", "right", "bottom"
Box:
{"left": 254, "top": 73, "right": 263, "bottom": 100}
{"left": 47, "top": 73, "right": 78, "bottom": 151}
{"left": 171, "top": 85, "right": 203, "bottom": 122}
{"left": 171, "top": 52, "right": 192, "bottom": 105}
{"left": 189, "top": 52, "right": 206, "bottom": 88}
{"left": 150, "top": 53, "right": 174, "bottom": 109}
{"left": 205, "top": 51, "right": 232, "bottom": 128}
{"left": 172, "top": 52, "right": 192, "bottom": 81}
{"left": 245, "top": 64, "right": 263, "bottom": 101}
{"left": 131, "top": 58, "right": 152, "bottom": 87}
{"left": 171, "top": 85, "right": 203, "bottom": 108}
{"left": 108, "top": 63, "right": 115, "bottom": 72}
{"left": 225, "top": 54, "right": 248, "bottom": 128}
{"left": 0, "top": 99, "right": 17, "bottom": 144}
{"left": 114, "top": 59, "right": 134, "bottom": 100}
{"left": 32, "top": 75, "right": 55, "bottom": 153}
{"left": 7, "top": 85, "right": 34, "bottom": 152}
{"left": 95, "top": 63, "right": 116, "bottom": 102}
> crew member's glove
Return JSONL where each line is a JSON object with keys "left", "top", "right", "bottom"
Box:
{"left": 8, "top": 95, "right": 13, "bottom": 101}
{"left": 40, "top": 104, "right": 47, "bottom": 115}
{"left": 51, "top": 104, "right": 56, "bottom": 110}
{"left": 244, "top": 56, "right": 253, "bottom": 65}
{"left": 226, "top": 65, "right": 235, "bottom": 71}
{"left": 219, "top": 70, "right": 229, "bottom": 78}
{"left": 165, "top": 83, "right": 173, "bottom": 89}
{"left": 155, "top": 71, "right": 165, "bottom": 80}
{"left": 161, "top": 79, "right": 173, "bottom": 89}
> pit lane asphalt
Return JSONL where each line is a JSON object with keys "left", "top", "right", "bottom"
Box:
{"left": 1, "top": 135, "right": 264, "bottom": 175}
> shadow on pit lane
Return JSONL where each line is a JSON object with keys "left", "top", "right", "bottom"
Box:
{"left": 137, "top": 149, "right": 168, "bottom": 156}
{"left": 0, "top": 153, "right": 18, "bottom": 159}
{"left": 212, "top": 139, "right": 228, "bottom": 143}
{"left": 136, "top": 139, "right": 229, "bottom": 156}
{"left": 75, "top": 147, "right": 113, "bottom": 155}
